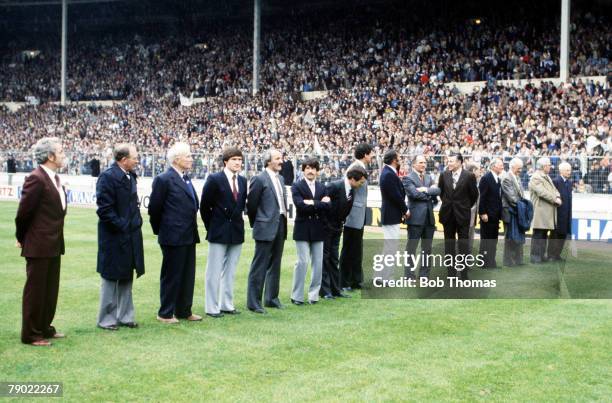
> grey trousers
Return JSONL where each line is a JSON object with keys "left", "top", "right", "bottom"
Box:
{"left": 291, "top": 241, "right": 324, "bottom": 303}
{"left": 97, "top": 278, "right": 135, "bottom": 327}
{"left": 205, "top": 242, "right": 242, "bottom": 314}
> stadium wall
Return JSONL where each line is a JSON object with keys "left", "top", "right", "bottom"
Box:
{"left": 1, "top": 173, "right": 611, "bottom": 242}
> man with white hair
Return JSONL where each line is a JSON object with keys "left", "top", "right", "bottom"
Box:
{"left": 478, "top": 158, "right": 504, "bottom": 268}
{"left": 548, "top": 162, "right": 573, "bottom": 261}
{"left": 528, "top": 157, "right": 562, "bottom": 264}
{"left": 149, "top": 142, "right": 202, "bottom": 323}
{"left": 501, "top": 158, "right": 526, "bottom": 266}
{"left": 15, "top": 137, "right": 67, "bottom": 346}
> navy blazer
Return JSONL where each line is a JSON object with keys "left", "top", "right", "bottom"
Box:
{"left": 200, "top": 171, "right": 247, "bottom": 244}
{"left": 379, "top": 165, "right": 408, "bottom": 225}
{"left": 291, "top": 179, "right": 330, "bottom": 242}
{"left": 478, "top": 171, "right": 503, "bottom": 220}
{"left": 553, "top": 176, "right": 573, "bottom": 234}
{"left": 96, "top": 163, "right": 145, "bottom": 280}
{"left": 148, "top": 168, "right": 200, "bottom": 246}
{"left": 325, "top": 179, "right": 354, "bottom": 233}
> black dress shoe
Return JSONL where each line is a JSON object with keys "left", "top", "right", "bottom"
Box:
{"left": 249, "top": 307, "right": 266, "bottom": 314}
{"left": 291, "top": 299, "right": 304, "bottom": 305}
{"left": 98, "top": 324, "right": 119, "bottom": 331}
{"left": 264, "top": 302, "right": 285, "bottom": 309}
{"left": 323, "top": 294, "right": 335, "bottom": 300}
{"left": 119, "top": 322, "right": 138, "bottom": 328}
{"left": 334, "top": 293, "right": 351, "bottom": 298}
{"left": 206, "top": 313, "right": 224, "bottom": 318}
{"left": 220, "top": 309, "right": 241, "bottom": 315}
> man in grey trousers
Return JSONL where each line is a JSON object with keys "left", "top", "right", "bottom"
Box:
{"left": 96, "top": 144, "right": 145, "bottom": 330}
{"left": 246, "top": 149, "right": 288, "bottom": 314}
{"left": 200, "top": 147, "right": 247, "bottom": 317}
{"left": 290, "top": 157, "right": 330, "bottom": 305}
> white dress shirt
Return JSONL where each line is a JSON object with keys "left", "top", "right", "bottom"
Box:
{"left": 266, "top": 168, "right": 286, "bottom": 215}
{"left": 305, "top": 178, "right": 316, "bottom": 197}
{"left": 40, "top": 164, "right": 66, "bottom": 210}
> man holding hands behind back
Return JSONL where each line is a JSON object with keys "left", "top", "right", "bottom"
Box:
{"left": 200, "top": 147, "right": 247, "bottom": 317}
{"left": 246, "top": 149, "right": 288, "bottom": 314}
{"left": 16, "top": 137, "right": 67, "bottom": 346}
{"left": 96, "top": 143, "right": 145, "bottom": 331}
{"left": 149, "top": 142, "right": 202, "bottom": 323}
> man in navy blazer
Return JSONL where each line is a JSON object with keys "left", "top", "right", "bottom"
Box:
{"left": 246, "top": 149, "right": 288, "bottom": 314}
{"left": 548, "top": 162, "right": 573, "bottom": 261}
{"left": 148, "top": 142, "right": 202, "bottom": 324}
{"left": 404, "top": 155, "right": 440, "bottom": 279}
{"left": 290, "top": 157, "right": 330, "bottom": 305}
{"left": 477, "top": 158, "right": 504, "bottom": 268}
{"left": 200, "top": 147, "right": 247, "bottom": 317}
{"left": 96, "top": 143, "right": 145, "bottom": 331}
{"left": 379, "top": 150, "right": 409, "bottom": 240}
{"left": 320, "top": 166, "right": 368, "bottom": 299}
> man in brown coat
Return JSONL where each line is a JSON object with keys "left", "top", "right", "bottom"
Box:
{"left": 15, "top": 137, "right": 67, "bottom": 346}
{"left": 528, "top": 157, "right": 562, "bottom": 263}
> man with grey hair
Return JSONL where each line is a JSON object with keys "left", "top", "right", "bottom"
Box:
{"left": 15, "top": 137, "right": 67, "bottom": 346}
{"left": 246, "top": 149, "right": 287, "bottom": 313}
{"left": 501, "top": 158, "right": 525, "bottom": 266}
{"left": 96, "top": 143, "right": 145, "bottom": 330}
{"left": 478, "top": 158, "right": 504, "bottom": 268}
{"left": 548, "top": 162, "right": 573, "bottom": 261}
{"left": 528, "top": 157, "right": 562, "bottom": 263}
{"left": 149, "top": 142, "right": 202, "bottom": 323}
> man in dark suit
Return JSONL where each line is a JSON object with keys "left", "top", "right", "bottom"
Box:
{"left": 15, "top": 137, "right": 67, "bottom": 346}
{"left": 290, "top": 157, "right": 330, "bottom": 305}
{"left": 404, "top": 155, "right": 440, "bottom": 279}
{"left": 246, "top": 149, "right": 288, "bottom": 314}
{"left": 200, "top": 147, "right": 247, "bottom": 318}
{"left": 379, "top": 150, "right": 409, "bottom": 240}
{"left": 438, "top": 153, "right": 479, "bottom": 279}
{"left": 320, "top": 166, "right": 368, "bottom": 299}
{"left": 280, "top": 153, "right": 294, "bottom": 186}
{"left": 148, "top": 142, "right": 202, "bottom": 324}
{"left": 90, "top": 156, "right": 101, "bottom": 177}
{"left": 478, "top": 158, "right": 504, "bottom": 268}
{"left": 501, "top": 158, "right": 526, "bottom": 266}
{"left": 548, "top": 162, "right": 573, "bottom": 261}
{"left": 96, "top": 143, "right": 145, "bottom": 331}
{"left": 340, "top": 143, "right": 373, "bottom": 291}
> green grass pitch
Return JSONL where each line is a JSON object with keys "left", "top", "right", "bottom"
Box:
{"left": 1, "top": 201, "right": 611, "bottom": 401}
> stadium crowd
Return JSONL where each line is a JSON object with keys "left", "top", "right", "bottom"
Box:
{"left": 0, "top": 8, "right": 610, "bottom": 102}
{"left": 1, "top": 78, "right": 611, "bottom": 192}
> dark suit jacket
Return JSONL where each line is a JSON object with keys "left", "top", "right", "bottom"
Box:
{"left": 325, "top": 179, "right": 353, "bottom": 233}
{"left": 247, "top": 170, "right": 288, "bottom": 241}
{"left": 379, "top": 165, "right": 408, "bottom": 225}
{"left": 478, "top": 171, "right": 503, "bottom": 221}
{"left": 438, "top": 169, "right": 479, "bottom": 227}
{"left": 553, "top": 176, "right": 573, "bottom": 234}
{"left": 200, "top": 171, "right": 247, "bottom": 244}
{"left": 291, "top": 179, "right": 330, "bottom": 242}
{"left": 148, "top": 168, "right": 200, "bottom": 246}
{"left": 96, "top": 163, "right": 145, "bottom": 280}
{"left": 404, "top": 171, "right": 440, "bottom": 226}
{"left": 15, "top": 166, "right": 67, "bottom": 258}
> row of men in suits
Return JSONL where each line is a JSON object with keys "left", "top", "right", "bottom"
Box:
{"left": 379, "top": 152, "right": 574, "bottom": 278}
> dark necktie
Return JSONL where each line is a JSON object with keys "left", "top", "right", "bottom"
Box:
{"left": 183, "top": 174, "right": 196, "bottom": 205}
{"left": 232, "top": 174, "right": 238, "bottom": 201}
{"left": 347, "top": 188, "right": 354, "bottom": 202}
{"left": 419, "top": 173, "right": 424, "bottom": 183}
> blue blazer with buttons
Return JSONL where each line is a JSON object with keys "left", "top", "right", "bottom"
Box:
{"left": 148, "top": 168, "right": 200, "bottom": 246}
{"left": 291, "top": 178, "right": 330, "bottom": 242}
{"left": 200, "top": 171, "right": 247, "bottom": 244}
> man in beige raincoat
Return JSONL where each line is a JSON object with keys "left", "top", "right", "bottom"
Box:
{"left": 528, "top": 157, "right": 562, "bottom": 263}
